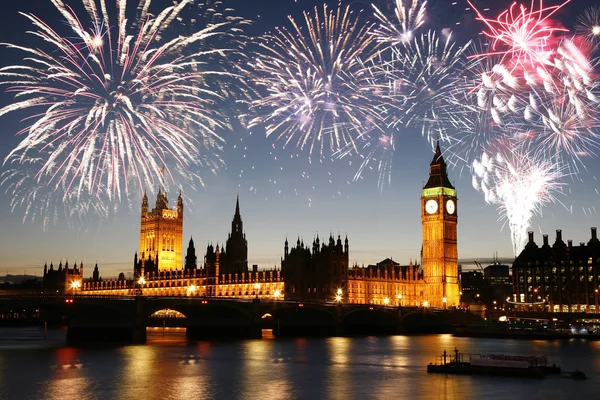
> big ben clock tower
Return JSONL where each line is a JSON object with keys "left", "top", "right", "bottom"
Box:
{"left": 421, "top": 141, "right": 459, "bottom": 308}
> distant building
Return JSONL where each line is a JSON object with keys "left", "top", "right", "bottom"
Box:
{"left": 484, "top": 261, "right": 511, "bottom": 305}
{"left": 512, "top": 228, "right": 600, "bottom": 312}
{"left": 460, "top": 270, "right": 484, "bottom": 303}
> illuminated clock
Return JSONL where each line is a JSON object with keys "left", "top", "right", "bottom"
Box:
{"left": 446, "top": 199, "right": 455, "bottom": 215}
{"left": 425, "top": 199, "right": 438, "bottom": 214}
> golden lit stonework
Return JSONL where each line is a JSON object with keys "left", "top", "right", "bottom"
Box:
{"left": 421, "top": 141, "right": 459, "bottom": 308}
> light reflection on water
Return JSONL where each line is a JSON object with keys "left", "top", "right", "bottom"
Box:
{"left": 0, "top": 328, "right": 599, "bottom": 400}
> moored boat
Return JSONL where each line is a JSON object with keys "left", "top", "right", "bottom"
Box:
{"left": 427, "top": 348, "right": 562, "bottom": 379}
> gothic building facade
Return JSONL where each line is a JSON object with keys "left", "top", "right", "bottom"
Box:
{"left": 81, "top": 143, "right": 460, "bottom": 308}
{"left": 420, "top": 141, "right": 460, "bottom": 308}
{"left": 42, "top": 261, "right": 88, "bottom": 292}
{"left": 134, "top": 188, "right": 184, "bottom": 277}
{"left": 281, "top": 234, "right": 349, "bottom": 301}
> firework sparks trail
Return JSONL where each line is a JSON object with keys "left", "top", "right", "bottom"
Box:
{"left": 340, "top": 29, "right": 475, "bottom": 189}
{"left": 458, "top": 37, "right": 600, "bottom": 171}
{"left": 576, "top": 6, "right": 600, "bottom": 45}
{"left": 472, "top": 145, "right": 566, "bottom": 256}
{"left": 248, "top": 4, "right": 385, "bottom": 157}
{"left": 372, "top": 0, "right": 427, "bottom": 46}
{"left": 468, "top": 0, "right": 570, "bottom": 69}
{"left": 0, "top": 0, "right": 248, "bottom": 221}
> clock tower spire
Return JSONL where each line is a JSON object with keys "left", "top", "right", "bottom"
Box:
{"left": 421, "top": 141, "right": 459, "bottom": 308}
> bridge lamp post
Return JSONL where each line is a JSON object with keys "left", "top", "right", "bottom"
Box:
{"left": 137, "top": 276, "right": 146, "bottom": 296}
{"left": 254, "top": 283, "right": 261, "bottom": 298}
{"left": 187, "top": 284, "right": 197, "bottom": 297}
{"left": 396, "top": 294, "right": 402, "bottom": 307}
{"left": 423, "top": 300, "right": 429, "bottom": 309}
{"left": 383, "top": 297, "right": 390, "bottom": 307}
{"left": 595, "top": 289, "right": 599, "bottom": 314}
{"left": 335, "top": 294, "right": 342, "bottom": 303}
{"left": 442, "top": 297, "right": 447, "bottom": 310}
{"left": 70, "top": 280, "right": 81, "bottom": 296}
{"left": 273, "top": 289, "right": 281, "bottom": 337}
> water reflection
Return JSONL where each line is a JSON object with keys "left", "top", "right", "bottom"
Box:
{"left": 118, "top": 346, "right": 157, "bottom": 399}
{"left": 241, "top": 339, "right": 292, "bottom": 400}
{"left": 1, "top": 332, "right": 600, "bottom": 400}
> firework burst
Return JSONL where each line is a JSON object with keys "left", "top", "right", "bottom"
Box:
{"left": 576, "top": 6, "right": 600, "bottom": 45}
{"left": 0, "top": 0, "right": 247, "bottom": 220}
{"left": 372, "top": 0, "right": 427, "bottom": 46}
{"left": 377, "top": 31, "right": 474, "bottom": 144}
{"left": 472, "top": 144, "right": 566, "bottom": 256}
{"left": 468, "top": 0, "right": 570, "bottom": 68}
{"left": 248, "top": 4, "right": 385, "bottom": 157}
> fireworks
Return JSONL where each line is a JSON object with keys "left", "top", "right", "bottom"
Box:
{"left": 372, "top": 0, "right": 427, "bottom": 46}
{"left": 576, "top": 6, "right": 600, "bottom": 45}
{"left": 248, "top": 4, "right": 384, "bottom": 157}
{"left": 468, "top": 0, "right": 570, "bottom": 68}
{"left": 472, "top": 145, "right": 566, "bottom": 256}
{"left": 0, "top": 0, "right": 247, "bottom": 217}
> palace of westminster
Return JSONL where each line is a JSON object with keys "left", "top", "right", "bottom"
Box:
{"left": 43, "top": 141, "right": 600, "bottom": 312}
{"left": 42, "top": 142, "right": 460, "bottom": 308}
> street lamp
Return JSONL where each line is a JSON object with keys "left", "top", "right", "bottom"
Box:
{"left": 442, "top": 297, "right": 447, "bottom": 309}
{"left": 335, "top": 294, "right": 342, "bottom": 303}
{"left": 595, "top": 289, "right": 599, "bottom": 314}
{"left": 70, "top": 280, "right": 81, "bottom": 296}
{"left": 273, "top": 289, "right": 281, "bottom": 337}
{"left": 187, "top": 284, "right": 197, "bottom": 296}
{"left": 137, "top": 276, "right": 146, "bottom": 296}
{"left": 254, "top": 283, "right": 261, "bottom": 296}
{"left": 397, "top": 293, "right": 403, "bottom": 307}
{"left": 423, "top": 300, "right": 429, "bottom": 308}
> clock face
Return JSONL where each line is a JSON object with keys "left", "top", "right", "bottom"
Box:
{"left": 425, "top": 199, "right": 438, "bottom": 214}
{"left": 446, "top": 199, "right": 455, "bottom": 215}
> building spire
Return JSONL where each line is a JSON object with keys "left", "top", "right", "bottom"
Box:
{"left": 423, "top": 140, "right": 454, "bottom": 190}
{"left": 235, "top": 194, "right": 240, "bottom": 218}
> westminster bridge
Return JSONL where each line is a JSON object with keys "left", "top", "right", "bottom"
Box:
{"left": 0, "top": 294, "right": 474, "bottom": 343}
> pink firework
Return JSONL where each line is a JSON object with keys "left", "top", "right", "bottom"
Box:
{"left": 468, "top": 0, "right": 570, "bottom": 68}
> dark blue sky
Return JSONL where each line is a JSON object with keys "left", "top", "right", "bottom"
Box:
{"left": 0, "top": 0, "right": 599, "bottom": 277}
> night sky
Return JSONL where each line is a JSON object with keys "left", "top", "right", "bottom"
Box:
{"left": 0, "top": 0, "right": 599, "bottom": 278}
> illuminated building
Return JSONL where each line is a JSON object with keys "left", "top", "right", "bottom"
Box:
{"left": 81, "top": 143, "right": 460, "bottom": 308}
{"left": 347, "top": 259, "right": 424, "bottom": 306}
{"left": 512, "top": 228, "right": 600, "bottom": 312}
{"left": 135, "top": 188, "right": 183, "bottom": 275}
{"left": 84, "top": 195, "right": 283, "bottom": 299}
{"left": 420, "top": 141, "right": 460, "bottom": 308}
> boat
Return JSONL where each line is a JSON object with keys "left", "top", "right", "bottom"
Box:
{"left": 427, "top": 348, "right": 562, "bottom": 379}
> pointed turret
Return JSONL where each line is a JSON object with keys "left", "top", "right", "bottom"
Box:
{"left": 185, "top": 237, "right": 197, "bottom": 271}
{"left": 177, "top": 190, "right": 184, "bottom": 216}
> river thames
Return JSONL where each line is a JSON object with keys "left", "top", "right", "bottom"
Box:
{"left": 0, "top": 328, "right": 598, "bottom": 399}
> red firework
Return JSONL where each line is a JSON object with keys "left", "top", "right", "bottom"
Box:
{"left": 468, "top": 0, "right": 570, "bottom": 68}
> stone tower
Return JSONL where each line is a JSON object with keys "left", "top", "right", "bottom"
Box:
{"left": 421, "top": 141, "right": 459, "bottom": 308}
{"left": 222, "top": 196, "right": 248, "bottom": 275}
{"left": 139, "top": 188, "right": 184, "bottom": 272}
